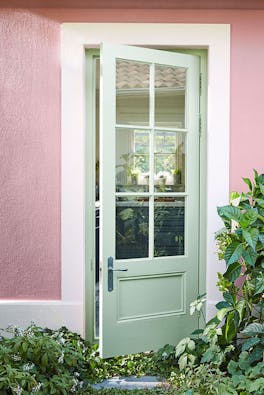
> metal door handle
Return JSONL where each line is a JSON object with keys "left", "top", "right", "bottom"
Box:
{"left": 108, "top": 256, "right": 128, "bottom": 292}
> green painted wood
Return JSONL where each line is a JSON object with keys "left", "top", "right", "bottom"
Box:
{"left": 85, "top": 50, "right": 98, "bottom": 343}
{"left": 100, "top": 43, "right": 200, "bottom": 358}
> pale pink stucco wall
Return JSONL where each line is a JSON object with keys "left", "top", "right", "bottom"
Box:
{"left": 0, "top": 10, "right": 61, "bottom": 299}
{"left": 0, "top": 7, "right": 264, "bottom": 299}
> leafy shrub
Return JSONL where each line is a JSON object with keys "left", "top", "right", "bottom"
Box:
{"left": 171, "top": 171, "right": 264, "bottom": 394}
{"left": 0, "top": 324, "right": 166, "bottom": 394}
{"left": 0, "top": 324, "right": 95, "bottom": 394}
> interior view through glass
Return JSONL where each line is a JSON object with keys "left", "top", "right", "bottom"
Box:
{"left": 94, "top": 55, "right": 186, "bottom": 338}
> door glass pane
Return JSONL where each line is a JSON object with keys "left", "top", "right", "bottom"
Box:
{"left": 116, "top": 60, "right": 150, "bottom": 126}
{"left": 155, "top": 65, "right": 186, "bottom": 128}
{"left": 154, "top": 131, "right": 185, "bottom": 192}
{"left": 116, "top": 128, "right": 149, "bottom": 192}
{"left": 154, "top": 197, "right": 185, "bottom": 257}
{"left": 116, "top": 197, "right": 149, "bottom": 259}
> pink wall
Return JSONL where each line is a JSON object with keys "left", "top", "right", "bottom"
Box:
{"left": 0, "top": 10, "right": 61, "bottom": 299}
{"left": 38, "top": 7, "right": 264, "bottom": 193}
{"left": 0, "top": 6, "right": 264, "bottom": 299}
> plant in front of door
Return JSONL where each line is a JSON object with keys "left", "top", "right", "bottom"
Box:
{"left": 169, "top": 170, "right": 264, "bottom": 394}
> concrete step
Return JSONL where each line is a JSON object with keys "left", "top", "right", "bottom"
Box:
{"left": 91, "top": 375, "right": 165, "bottom": 390}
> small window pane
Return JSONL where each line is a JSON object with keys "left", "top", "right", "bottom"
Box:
{"left": 155, "top": 65, "right": 186, "bottom": 128}
{"left": 154, "top": 131, "right": 185, "bottom": 192}
{"left": 116, "top": 128, "right": 150, "bottom": 192}
{"left": 116, "top": 197, "right": 149, "bottom": 259}
{"left": 154, "top": 197, "right": 185, "bottom": 257}
{"left": 116, "top": 60, "right": 150, "bottom": 126}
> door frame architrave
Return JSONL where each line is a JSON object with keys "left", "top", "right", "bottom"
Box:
{"left": 61, "top": 23, "right": 230, "bottom": 339}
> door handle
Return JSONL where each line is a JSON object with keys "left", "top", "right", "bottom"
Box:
{"left": 108, "top": 256, "right": 128, "bottom": 292}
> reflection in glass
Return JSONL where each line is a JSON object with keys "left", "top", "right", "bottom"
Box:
{"left": 116, "top": 129, "right": 149, "bottom": 192}
{"left": 155, "top": 65, "right": 186, "bottom": 128}
{"left": 154, "top": 131, "right": 185, "bottom": 192}
{"left": 116, "top": 60, "right": 150, "bottom": 126}
{"left": 116, "top": 197, "right": 149, "bottom": 259}
{"left": 154, "top": 197, "right": 185, "bottom": 257}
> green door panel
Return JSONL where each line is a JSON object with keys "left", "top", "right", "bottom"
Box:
{"left": 100, "top": 43, "right": 200, "bottom": 358}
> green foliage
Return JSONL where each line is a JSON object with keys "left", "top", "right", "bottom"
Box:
{"left": 170, "top": 171, "right": 264, "bottom": 395}
{"left": 0, "top": 324, "right": 173, "bottom": 394}
{"left": 214, "top": 171, "right": 264, "bottom": 347}
{"left": 0, "top": 324, "right": 93, "bottom": 394}
{"left": 169, "top": 363, "right": 235, "bottom": 395}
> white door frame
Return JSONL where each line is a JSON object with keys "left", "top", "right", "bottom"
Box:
{"left": 61, "top": 23, "right": 230, "bottom": 336}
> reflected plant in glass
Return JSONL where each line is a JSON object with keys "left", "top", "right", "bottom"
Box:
{"left": 116, "top": 197, "right": 149, "bottom": 259}
{"left": 154, "top": 197, "right": 185, "bottom": 257}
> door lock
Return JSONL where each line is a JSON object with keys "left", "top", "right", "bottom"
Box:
{"left": 108, "top": 256, "right": 128, "bottom": 292}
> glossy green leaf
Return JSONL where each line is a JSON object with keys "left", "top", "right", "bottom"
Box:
{"left": 224, "top": 311, "right": 239, "bottom": 343}
{"left": 242, "top": 248, "right": 258, "bottom": 267}
{"left": 223, "top": 292, "right": 235, "bottom": 305}
{"left": 224, "top": 242, "right": 243, "bottom": 266}
{"left": 217, "top": 205, "right": 242, "bottom": 223}
{"left": 242, "top": 337, "right": 261, "bottom": 351}
{"left": 242, "top": 228, "right": 259, "bottom": 251}
{"left": 259, "top": 233, "right": 264, "bottom": 246}
{"left": 248, "top": 377, "right": 264, "bottom": 393}
{"left": 240, "top": 209, "right": 258, "bottom": 228}
{"left": 259, "top": 183, "right": 264, "bottom": 195}
{"left": 217, "top": 307, "right": 232, "bottom": 322}
{"left": 242, "top": 178, "right": 252, "bottom": 191}
{"left": 254, "top": 273, "right": 264, "bottom": 295}
{"left": 224, "top": 262, "right": 241, "bottom": 282}
{"left": 216, "top": 301, "right": 231, "bottom": 310}
{"left": 242, "top": 323, "right": 264, "bottom": 335}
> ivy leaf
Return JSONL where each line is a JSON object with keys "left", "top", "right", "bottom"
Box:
{"left": 238, "top": 351, "right": 251, "bottom": 371}
{"left": 178, "top": 353, "right": 188, "bottom": 370}
{"left": 249, "top": 378, "right": 264, "bottom": 393}
{"left": 242, "top": 248, "right": 258, "bottom": 267}
{"left": 175, "top": 337, "right": 194, "bottom": 357}
{"left": 224, "top": 242, "right": 243, "bottom": 266}
{"left": 242, "top": 228, "right": 259, "bottom": 251}
{"left": 248, "top": 346, "right": 264, "bottom": 365}
{"left": 201, "top": 346, "right": 219, "bottom": 363}
{"left": 228, "top": 360, "right": 241, "bottom": 376}
{"left": 223, "top": 262, "right": 241, "bottom": 282}
{"left": 242, "top": 337, "right": 261, "bottom": 351}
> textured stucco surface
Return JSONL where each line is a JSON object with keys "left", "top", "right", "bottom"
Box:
{"left": 0, "top": 10, "right": 61, "bottom": 299}
{"left": 0, "top": 6, "right": 264, "bottom": 299}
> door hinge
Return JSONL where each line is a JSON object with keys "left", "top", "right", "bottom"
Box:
{"left": 199, "top": 72, "right": 202, "bottom": 96}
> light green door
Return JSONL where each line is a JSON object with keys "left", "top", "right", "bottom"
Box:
{"left": 100, "top": 43, "right": 200, "bottom": 358}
